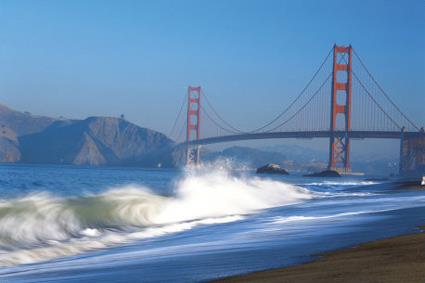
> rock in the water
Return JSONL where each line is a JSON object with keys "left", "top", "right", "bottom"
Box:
{"left": 304, "top": 170, "right": 341, "bottom": 177}
{"left": 394, "top": 176, "right": 425, "bottom": 189}
{"left": 256, "top": 163, "right": 288, "bottom": 175}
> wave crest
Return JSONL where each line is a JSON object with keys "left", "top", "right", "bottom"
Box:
{"left": 0, "top": 169, "right": 313, "bottom": 266}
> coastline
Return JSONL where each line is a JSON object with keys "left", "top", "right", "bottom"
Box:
{"left": 213, "top": 226, "right": 425, "bottom": 283}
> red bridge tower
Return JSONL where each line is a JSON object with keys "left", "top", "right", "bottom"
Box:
{"left": 186, "top": 86, "right": 201, "bottom": 165}
{"left": 328, "top": 45, "right": 353, "bottom": 173}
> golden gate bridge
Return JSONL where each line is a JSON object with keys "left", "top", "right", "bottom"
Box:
{"left": 169, "top": 45, "right": 424, "bottom": 175}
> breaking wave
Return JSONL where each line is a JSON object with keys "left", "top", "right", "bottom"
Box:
{"left": 0, "top": 168, "right": 314, "bottom": 266}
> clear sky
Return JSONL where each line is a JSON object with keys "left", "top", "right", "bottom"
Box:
{"left": 0, "top": 0, "right": 424, "bottom": 138}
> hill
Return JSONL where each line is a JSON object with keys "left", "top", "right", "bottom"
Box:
{"left": 0, "top": 103, "right": 60, "bottom": 162}
{"left": 0, "top": 104, "right": 57, "bottom": 136}
{"left": 19, "top": 117, "right": 174, "bottom": 166}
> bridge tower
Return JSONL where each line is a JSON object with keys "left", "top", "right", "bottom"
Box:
{"left": 399, "top": 128, "right": 425, "bottom": 177}
{"left": 186, "top": 86, "right": 201, "bottom": 165}
{"left": 328, "top": 45, "right": 353, "bottom": 173}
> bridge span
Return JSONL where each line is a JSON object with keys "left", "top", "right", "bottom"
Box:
{"left": 169, "top": 44, "right": 424, "bottom": 175}
{"left": 186, "top": 130, "right": 420, "bottom": 146}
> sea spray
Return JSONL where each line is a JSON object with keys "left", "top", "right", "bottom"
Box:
{"left": 0, "top": 167, "right": 313, "bottom": 266}
{"left": 154, "top": 168, "right": 313, "bottom": 224}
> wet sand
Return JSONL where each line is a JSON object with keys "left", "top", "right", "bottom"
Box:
{"left": 215, "top": 226, "right": 425, "bottom": 283}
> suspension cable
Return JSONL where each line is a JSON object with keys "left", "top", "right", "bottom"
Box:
{"left": 175, "top": 117, "right": 186, "bottom": 142}
{"left": 199, "top": 104, "right": 241, "bottom": 134}
{"left": 263, "top": 51, "right": 348, "bottom": 133}
{"left": 352, "top": 48, "right": 419, "bottom": 130}
{"left": 247, "top": 46, "right": 334, "bottom": 133}
{"left": 264, "top": 72, "right": 333, "bottom": 132}
{"left": 352, "top": 71, "right": 401, "bottom": 130}
{"left": 168, "top": 93, "right": 187, "bottom": 138}
{"left": 201, "top": 90, "right": 246, "bottom": 133}
{"left": 196, "top": 46, "right": 334, "bottom": 134}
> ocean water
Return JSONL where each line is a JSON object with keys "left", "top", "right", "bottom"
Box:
{"left": 0, "top": 163, "right": 424, "bottom": 282}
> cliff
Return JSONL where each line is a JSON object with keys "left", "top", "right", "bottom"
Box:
{"left": 0, "top": 103, "right": 175, "bottom": 166}
{"left": 19, "top": 117, "right": 174, "bottom": 166}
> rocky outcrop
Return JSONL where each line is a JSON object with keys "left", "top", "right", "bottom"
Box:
{"left": 304, "top": 170, "right": 341, "bottom": 177}
{"left": 0, "top": 123, "right": 21, "bottom": 162}
{"left": 72, "top": 133, "right": 108, "bottom": 165}
{"left": 0, "top": 104, "right": 61, "bottom": 163}
{"left": 0, "top": 104, "right": 57, "bottom": 136}
{"left": 256, "top": 163, "right": 289, "bottom": 175}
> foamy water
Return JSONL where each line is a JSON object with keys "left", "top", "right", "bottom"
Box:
{"left": 0, "top": 168, "right": 313, "bottom": 266}
{"left": 0, "top": 164, "right": 424, "bottom": 282}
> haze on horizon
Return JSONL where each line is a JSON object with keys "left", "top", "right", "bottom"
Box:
{"left": 0, "top": 0, "right": 423, "bottom": 157}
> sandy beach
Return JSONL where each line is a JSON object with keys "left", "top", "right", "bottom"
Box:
{"left": 215, "top": 226, "right": 425, "bottom": 283}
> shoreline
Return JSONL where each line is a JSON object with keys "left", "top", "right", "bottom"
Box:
{"left": 213, "top": 226, "right": 425, "bottom": 283}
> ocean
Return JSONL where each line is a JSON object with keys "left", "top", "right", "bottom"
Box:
{"left": 0, "top": 163, "right": 424, "bottom": 282}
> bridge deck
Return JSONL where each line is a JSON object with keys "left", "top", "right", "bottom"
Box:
{"left": 182, "top": 130, "right": 421, "bottom": 146}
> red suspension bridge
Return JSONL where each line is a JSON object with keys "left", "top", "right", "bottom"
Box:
{"left": 169, "top": 45, "right": 425, "bottom": 175}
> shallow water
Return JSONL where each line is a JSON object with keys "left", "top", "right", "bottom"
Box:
{"left": 0, "top": 164, "right": 424, "bottom": 282}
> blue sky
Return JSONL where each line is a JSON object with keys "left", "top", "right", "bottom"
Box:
{"left": 0, "top": 0, "right": 424, "bottom": 139}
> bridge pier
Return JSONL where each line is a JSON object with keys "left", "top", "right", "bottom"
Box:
{"left": 399, "top": 128, "right": 425, "bottom": 177}
{"left": 186, "top": 145, "right": 201, "bottom": 165}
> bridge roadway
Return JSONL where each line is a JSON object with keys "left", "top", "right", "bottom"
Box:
{"left": 183, "top": 130, "right": 422, "bottom": 146}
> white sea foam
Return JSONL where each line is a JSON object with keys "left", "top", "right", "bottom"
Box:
{"left": 154, "top": 169, "right": 313, "bottom": 224}
{"left": 306, "top": 181, "right": 380, "bottom": 187}
{"left": 270, "top": 211, "right": 373, "bottom": 224}
{"left": 0, "top": 167, "right": 313, "bottom": 266}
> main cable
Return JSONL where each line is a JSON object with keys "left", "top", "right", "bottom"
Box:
{"left": 352, "top": 71, "right": 401, "bottom": 129}
{"left": 247, "top": 46, "right": 334, "bottom": 133}
{"left": 352, "top": 48, "right": 418, "bottom": 130}
{"left": 264, "top": 72, "right": 333, "bottom": 132}
{"left": 168, "top": 93, "right": 187, "bottom": 138}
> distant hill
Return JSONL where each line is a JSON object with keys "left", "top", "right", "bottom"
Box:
{"left": 0, "top": 103, "right": 175, "bottom": 166}
{"left": 19, "top": 117, "right": 174, "bottom": 166}
{"left": 0, "top": 104, "right": 57, "bottom": 136}
{"left": 0, "top": 129, "right": 20, "bottom": 162}
{"left": 0, "top": 104, "right": 59, "bottom": 162}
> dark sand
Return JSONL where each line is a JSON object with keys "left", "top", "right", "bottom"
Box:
{"left": 215, "top": 227, "right": 425, "bottom": 283}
